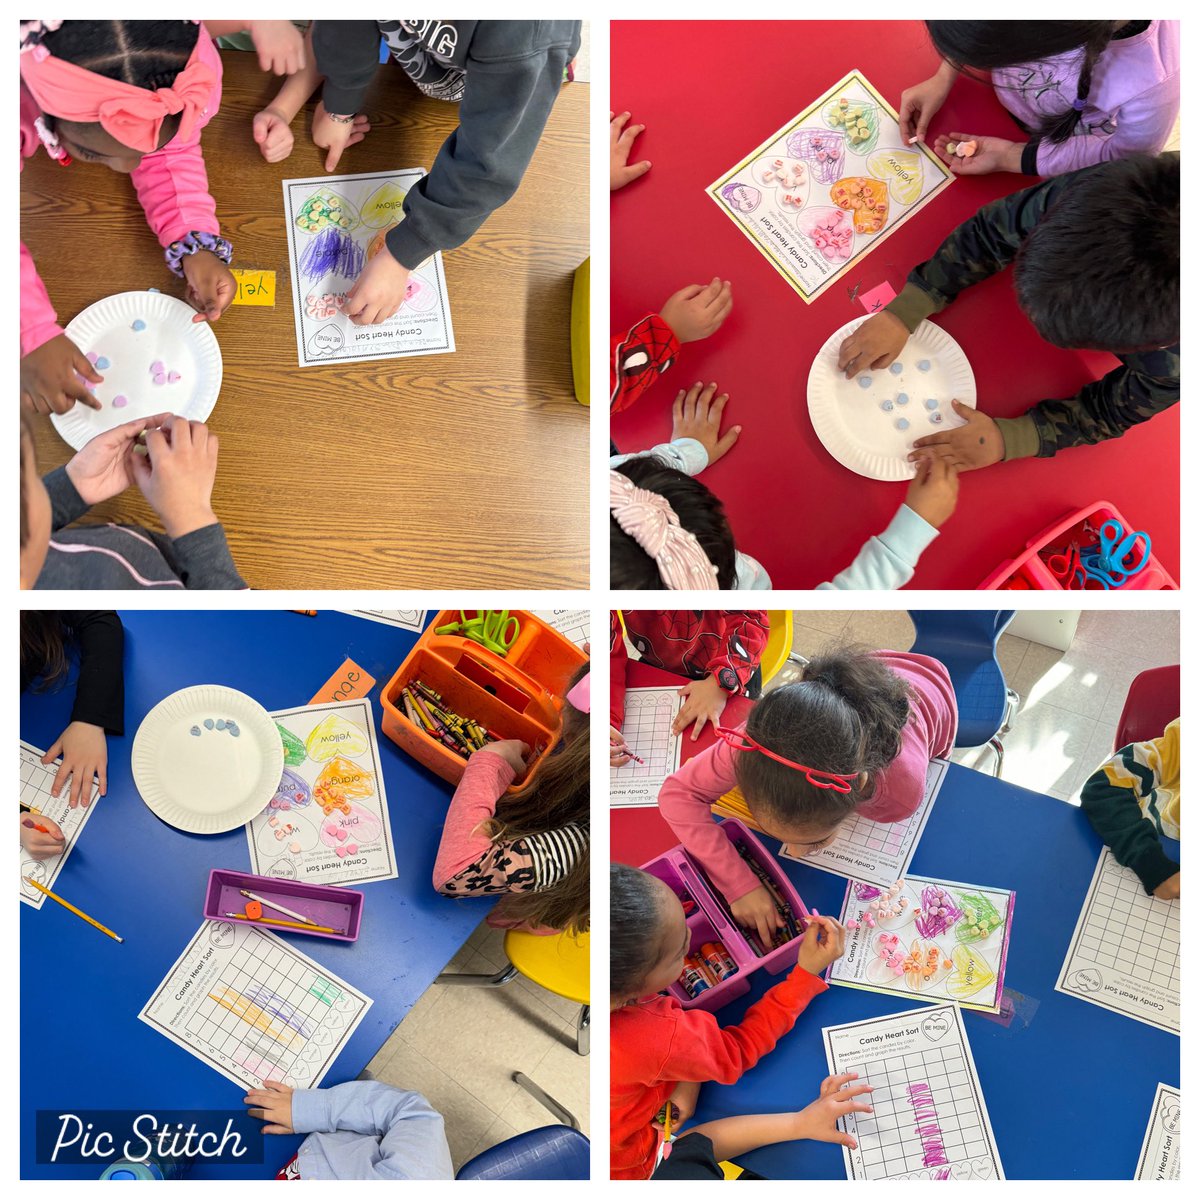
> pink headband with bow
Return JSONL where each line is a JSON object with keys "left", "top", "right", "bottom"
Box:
{"left": 20, "top": 23, "right": 216, "bottom": 155}
{"left": 610, "top": 470, "right": 719, "bottom": 590}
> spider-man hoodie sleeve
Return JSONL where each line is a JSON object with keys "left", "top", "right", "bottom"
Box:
{"left": 701, "top": 612, "right": 768, "bottom": 694}
{"left": 610, "top": 610, "right": 629, "bottom": 728}
{"left": 611, "top": 314, "right": 680, "bottom": 412}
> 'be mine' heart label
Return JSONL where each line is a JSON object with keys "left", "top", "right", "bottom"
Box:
{"left": 920, "top": 1012, "right": 951, "bottom": 1042}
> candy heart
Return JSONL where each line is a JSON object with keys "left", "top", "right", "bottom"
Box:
{"left": 335, "top": 828, "right": 348, "bottom": 842}
{"left": 167, "top": 371, "right": 181, "bottom": 384}
{"left": 306, "top": 715, "right": 370, "bottom": 762}
{"left": 276, "top": 722, "right": 307, "bottom": 766}
{"left": 150, "top": 360, "right": 164, "bottom": 374}
{"left": 111, "top": 395, "right": 128, "bottom": 408}
{"left": 401, "top": 273, "right": 439, "bottom": 313}
{"left": 796, "top": 206, "right": 855, "bottom": 263}
{"left": 830, "top": 176, "right": 889, "bottom": 234}
{"left": 152, "top": 372, "right": 166, "bottom": 386}
{"left": 335, "top": 846, "right": 348, "bottom": 858}
{"left": 86, "top": 351, "right": 99, "bottom": 364}
{"left": 867, "top": 148, "right": 924, "bottom": 205}
{"left": 295, "top": 189, "right": 360, "bottom": 234}
{"left": 920, "top": 1012, "right": 951, "bottom": 1042}
{"left": 822, "top": 97, "right": 879, "bottom": 153}
{"left": 346, "top": 843, "right": 358, "bottom": 854}
{"left": 324, "top": 822, "right": 339, "bottom": 836}
{"left": 314, "top": 756, "right": 375, "bottom": 814}
{"left": 785, "top": 128, "right": 847, "bottom": 184}
{"left": 268, "top": 767, "right": 311, "bottom": 813}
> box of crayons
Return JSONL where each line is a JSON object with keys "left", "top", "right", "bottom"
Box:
{"left": 640, "top": 819, "right": 809, "bottom": 1013}
{"left": 203, "top": 869, "right": 364, "bottom": 942}
{"left": 380, "top": 610, "right": 587, "bottom": 793}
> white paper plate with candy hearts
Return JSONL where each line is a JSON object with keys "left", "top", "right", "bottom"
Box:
{"left": 52, "top": 290, "right": 222, "bottom": 451}
{"left": 807, "top": 316, "right": 976, "bottom": 481}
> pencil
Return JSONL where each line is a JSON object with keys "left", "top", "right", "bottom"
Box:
{"left": 225, "top": 912, "right": 339, "bottom": 934}
{"left": 239, "top": 888, "right": 311, "bottom": 925}
{"left": 22, "top": 877, "right": 123, "bottom": 942}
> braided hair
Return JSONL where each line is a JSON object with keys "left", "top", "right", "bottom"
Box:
{"left": 38, "top": 20, "right": 200, "bottom": 142}
{"left": 926, "top": 21, "right": 1117, "bottom": 144}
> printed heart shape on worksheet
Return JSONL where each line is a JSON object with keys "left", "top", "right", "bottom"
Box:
{"left": 947, "top": 944, "right": 996, "bottom": 999}
{"left": 359, "top": 180, "right": 409, "bottom": 229}
{"left": 830, "top": 176, "right": 889, "bottom": 234}
{"left": 305, "top": 323, "right": 345, "bottom": 360}
{"left": 306, "top": 714, "right": 369, "bottom": 762}
{"left": 970, "top": 1159, "right": 995, "bottom": 1179}
{"left": 867, "top": 148, "right": 924, "bottom": 205}
{"left": 920, "top": 1012, "right": 951, "bottom": 1042}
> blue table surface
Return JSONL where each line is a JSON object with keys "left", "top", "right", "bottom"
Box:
{"left": 21, "top": 610, "right": 494, "bottom": 1179}
{"left": 683, "top": 765, "right": 1180, "bottom": 1180}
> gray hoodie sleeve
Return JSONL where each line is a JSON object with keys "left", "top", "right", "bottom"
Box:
{"left": 168, "top": 525, "right": 247, "bottom": 590}
{"left": 312, "top": 20, "right": 382, "bottom": 114}
{"left": 44, "top": 466, "right": 91, "bottom": 531}
{"left": 388, "top": 33, "right": 576, "bottom": 267}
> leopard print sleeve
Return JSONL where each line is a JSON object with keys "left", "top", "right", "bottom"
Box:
{"left": 439, "top": 822, "right": 588, "bottom": 895}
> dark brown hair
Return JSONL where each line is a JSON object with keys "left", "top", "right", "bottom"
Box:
{"left": 610, "top": 863, "right": 667, "bottom": 997}
{"left": 485, "top": 663, "right": 590, "bottom": 934}
{"left": 736, "top": 648, "right": 912, "bottom": 832}
{"left": 21, "top": 612, "right": 71, "bottom": 690}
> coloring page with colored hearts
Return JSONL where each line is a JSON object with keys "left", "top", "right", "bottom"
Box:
{"left": 282, "top": 169, "right": 455, "bottom": 367}
{"left": 245, "top": 699, "right": 397, "bottom": 887}
{"left": 826, "top": 875, "right": 1015, "bottom": 1013}
{"left": 707, "top": 69, "right": 953, "bottom": 303}
{"left": 823, "top": 1003, "right": 1005, "bottom": 1180}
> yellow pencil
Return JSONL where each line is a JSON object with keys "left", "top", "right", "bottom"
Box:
{"left": 225, "top": 912, "right": 339, "bottom": 934}
{"left": 22, "top": 877, "right": 123, "bottom": 942}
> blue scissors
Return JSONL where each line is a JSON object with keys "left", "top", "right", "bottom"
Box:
{"left": 1079, "top": 520, "right": 1151, "bottom": 585}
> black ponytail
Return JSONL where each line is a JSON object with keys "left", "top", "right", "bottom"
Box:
{"left": 610, "top": 864, "right": 668, "bottom": 998}
{"left": 735, "top": 647, "right": 912, "bottom": 831}
{"left": 926, "top": 21, "right": 1116, "bottom": 145}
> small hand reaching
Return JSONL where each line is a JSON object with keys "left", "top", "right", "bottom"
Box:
{"left": 671, "top": 382, "right": 741, "bottom": 465}
{"left": 909, "top": 400, "right": 1004, "bottom": 472}
{"left": 610, "top": 111, "right": 651, "bottom": 190}
{"left": 660, "top": 279, "right": 733, "bottom": 344}
{"left": 792, "top": 1072, "right": 875, "bottom": 1148}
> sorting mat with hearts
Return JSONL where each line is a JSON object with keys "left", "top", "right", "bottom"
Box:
{"left": 246, "top": 698, "right": 397, "bottom": 888}
{"left": 282, "top": 169, "right": 455, "bottom": 367}
{"left": 707, "top": 68, "right": 954, "bottom": 303}
{"left": 139, "top": 919, "right": 372, "bottom": 1089}
{"left": 823, "top": 1003, "right": 1005, "bottom": 1180}
{"left": 825, "top": 874, "right": 1015, "bottom": 1013}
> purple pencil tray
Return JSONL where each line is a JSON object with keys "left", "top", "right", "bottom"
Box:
{"left": 203, "top": 869, "right": 363, "bottom": 942}
{"left": 641, "top": 819, "right": 809, "bottom": 1012}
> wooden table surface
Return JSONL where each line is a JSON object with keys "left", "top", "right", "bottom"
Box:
{"left": 22, "top": 50, "right": 590, "bottom": 589}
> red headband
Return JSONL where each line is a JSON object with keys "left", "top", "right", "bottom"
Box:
{"left": 20, "top": 23, "right": 216, "bottom": 155}
{"left": 715, "top": 726, "right": 859, "bottom": 793}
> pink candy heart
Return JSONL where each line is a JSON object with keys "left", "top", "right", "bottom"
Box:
{"left": 167, "top": 371, "right": 181, "bottom": 384}
{"left": 346, "top": 843, "right": 358, "bottom": 854}
{"left": 152, "top": 372, "right": 166, "bottom": 386}
{"left": 150, "top": 360, "right": 164, "bottom": 374}
{"left": 335, "top": 846, "right": 348, "bottom": 858}
{"left": 111, "top": 395, "right": 128, "bottom": 408}
{"left": 335, "top": 828, "right": 348, "bottom": 842}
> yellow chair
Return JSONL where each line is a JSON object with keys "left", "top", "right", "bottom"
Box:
{"left": 437, "top": 927, "right": 590, "bottom": 1056}
{"left": 571, "top": 259, "right": 589, "bottom": 406}
{"left": 760, "top": 611, "right": 794, "bottom": 686}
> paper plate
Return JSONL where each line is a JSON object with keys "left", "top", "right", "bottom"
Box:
{"left": 807, "top": 317, "right": 976, "bottom": 480}
{"left": 131, "top": 686, "right": 283, "bottom": 835}
{"left": 51, "top": 291, "right": 222, "bottom": 451}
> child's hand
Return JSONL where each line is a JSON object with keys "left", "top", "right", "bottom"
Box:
{"left": 20, "top": 813, "right": 66, "bottom": 859}
{"left": 65, "top": 412, "right": 173, "bottom": 506}
{"left": 476, "top": 739, "right": 530, "bottom": 774}
{"left": 130, "top": 416, "right": 220, "bottom": 539}
{"left": 903, "top": 454, "right": 959, "bottom": 529}
{"left": 899, "top": 63, "right": 956, "bottom": 145}
{"left": 610, "top": 726, "right": 632, "bottom": 768}
{"left": 934, "top": 132, "right": 1024, "bottom": 176}
{"left": 244, "top": 1080, "right": 295, "bottom": 1134}
{"left": 794, "top": 913, "right": 846, "bottom": 975}
{"left": 183, "top": 251, "right": 236, "bottom": 323}
{"left": 253, "top": 107, "right": 295, "bottom": 163}
{"left": 610, "top": 111, "right": 651, "bottom": 190}
{"left": 792, "top": 1072, "right": 874, "bottom": 1148}
{"left": 837, "top": 311, "right": 908, "bottom": 378}
{"left": 660, "top": 279, "right": 733, "bottom": 344}
{"left": 1154, "top": 871, "right": 1180, "bottom": 900}
{"left": 671, "top": 382, "right": 741, "bottom": 466}
{"left": 652, "top": 1081, "right": 701, "bottom": 1130}
{"left": 731, "top": 885, "right": 782, "bottom": 950}
{"left": 672, "top": 675, "right": 728, "bottom": 740}
{"left": 42, "top": 721, "right": 107, "bottom": 807}
{"left": 20, "top": 334, "right": 104, "bottom": 414}
{"left": 312, "top": 100, "right": 371, "bottom": 172}
{"left": 248, "top": 21, "right": 306, "bottom": 75}
{"left": 909, "top": 400, "right": 1004, "bottom": 472}
{"left": 344, "top": 251, "right": 411, "bottom": 326}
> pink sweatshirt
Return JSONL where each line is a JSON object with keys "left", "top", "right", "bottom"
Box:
{"left": 19, "top": 33, "right": 224, "bottom": 356}
{"left": 432, "top": 752, "right": 517, "bottom": 891}
{"left": 659, "top": 651, "right": 957, "bottom": 903}
{"left": 993, "top": 20, "right": 1179, "bottom": 175}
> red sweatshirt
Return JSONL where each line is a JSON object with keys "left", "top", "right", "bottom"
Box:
{"left": 659, "top": 651, "right": 958, "bottom": 903}
{"left": 610, "top": 610, "right": 769, "bottom": 729}
{"left": 611, "top": 313, "right": 680, "bottom": 412}
{"left": 610, "top": 964, "right": 827, "bottom": 1179}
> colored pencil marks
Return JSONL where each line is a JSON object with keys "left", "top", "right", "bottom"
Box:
{"left": 282, "top": 170, "right": 455, "bottom": 367}
{"left": 609, "top": 687, "right": 684, "bottom": 808}
{"left": 247, "top": 699, "right": 398, "bottom": 888}
{"left": 140, "top": 920, "right": 371, "bottom": 1089}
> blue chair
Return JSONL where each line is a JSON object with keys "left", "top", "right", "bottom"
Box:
{"left": 456, "top": 1125, "right": 590, "bottom": 1180}
{"left": 908, "top": 611, "right": 1019, "bottom": 777}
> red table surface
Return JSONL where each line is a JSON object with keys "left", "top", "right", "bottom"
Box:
{"left": 610, "top": 661, "right": 753, "bottom": 865}
{"left": 610, "top": 21, "right": 1179, "bottom": 590}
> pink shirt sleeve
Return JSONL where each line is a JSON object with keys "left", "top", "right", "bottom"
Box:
{"left": 128, "top": 34, "right": 224, "bottom": 248}
{"left": 431, "top": 751, "right": 515, "bottom": 891}
{"left": 657, "top": 736, "right": 758, "bottom": 903}
{"left": 19, "top": 84, "right": 63, "bottom": 355}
